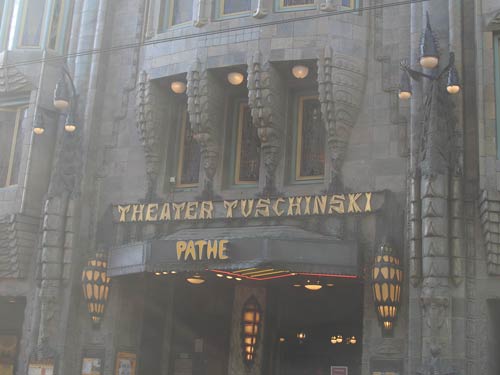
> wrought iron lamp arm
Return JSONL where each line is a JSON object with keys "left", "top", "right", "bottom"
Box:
{"left": 61, "top": 66, "right": 78, "bottom": 101}
{"left": 400, "top": 52, "right": 456, "bottom": 83}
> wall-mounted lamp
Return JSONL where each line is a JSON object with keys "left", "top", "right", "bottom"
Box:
{"left": 81, "top": 252, "right": 111, "bottom": 326}
{"left": 51, "top": 68, "right": 79, "bottom": 133}
{"left": 241, "top": 296, "right": 262, "bottom": 366}
{"left": 371, "top": 242, "right": 403, "bottom": 335}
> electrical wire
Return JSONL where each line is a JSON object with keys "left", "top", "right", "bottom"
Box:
{"left": 1, "top": 0, "right": 431, "bottom": 69}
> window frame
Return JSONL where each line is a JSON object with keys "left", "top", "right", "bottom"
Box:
{"left": 495, "top": 33, "right": 500, "bottom": 159}
{"left": 293, "top": 94, "right": 325, "bottom": 182}
{"left": 17, "top": 0, "right": 49, "bottom": 49}
{"left": 176, "top": 110, "right": 200, "bottom": 189}
{"left": 159, "top": 0, "right": 193, "bottom": 32}
{"left": 275, "top": 0, "right": 316, "bottom": 12}
{"left": 232, "top": 101, "right": 260, "bottom": 186}
{"left": 341, "top": 0, "right": 358, "bottom": 9}
{"left": 0, "top": 105, "right": 27, "bottom": 188}
{"left": 4, "top": 0, "right": 72, "bottom": 53}
{"left": 216, "top": 0, "right": 252, "bottom": 19}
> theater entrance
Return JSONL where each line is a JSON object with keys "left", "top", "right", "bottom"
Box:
{"left": 137, "top": 271, "right": 363, "bottom": 375}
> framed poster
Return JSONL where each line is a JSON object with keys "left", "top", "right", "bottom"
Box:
{"left": 82, "top": 357, "right": 103, "bottom": 375}
{"left": 28, "top": 360, "right": 54, "bottom": 375}
{"left": 0, "top": 335, "right": 18, "bottom": 375}
{"left": 331, "top": 366, "right": 348, "bottom": 375}
{"left": 114, "top": 352, "right": 136, "bottom": 375}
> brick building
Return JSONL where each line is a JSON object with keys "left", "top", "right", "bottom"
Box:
{"left": 0, "top": 0, "right": 499, "bottom": 374}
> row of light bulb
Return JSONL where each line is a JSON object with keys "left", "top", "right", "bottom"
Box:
{"left": 279, "top": 334, "right": 357, "bottom": 345}
{"left": 170, "top": 64, "right": 310, "bottom": 94}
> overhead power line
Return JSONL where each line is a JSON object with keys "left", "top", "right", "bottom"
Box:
{"left": 2, "top": 0, "right": 431, "bottom": 69}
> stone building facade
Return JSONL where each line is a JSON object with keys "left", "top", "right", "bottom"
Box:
{"left": 0, "top": 0, "right": 499, "bottom": 374}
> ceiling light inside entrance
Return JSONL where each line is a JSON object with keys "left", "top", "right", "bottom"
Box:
{"left": 186, "top": 274, "right": 206, "bottom": 285}
{"left": 292, "top": 64, "right": 309, "bottom": 79}
{"left": 227, "top": 72, "right": 244, "bottom": 85}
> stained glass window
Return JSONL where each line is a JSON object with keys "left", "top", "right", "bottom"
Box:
{"left": 222, "top": 0, "right": 251, "bottom": 15}
{"left": 296, "top": 97, "right": 324, "bottom": 180}
{"left": 170, "top": 0, "right": 193, "bottom": 26}
{"left": 0, "top": 107, "right": 26, "bottom": 187}
{"left": 282, "top": 0, "right": 314, "bottom": 7}
{"left": 177, "top": 111, "right": 200, "bottom": 187}
{"left": 48, "top": 0, "right": 64, "bottom": 50}
{"left": 20, "top": 0, "right": 47, "bottom": 47}
{"left": 235, "top": 103, "right": 260, "bottom": 184}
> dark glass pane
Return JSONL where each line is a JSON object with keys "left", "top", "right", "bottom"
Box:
{"left": 48, "top": 0, "right": 63, "bottom": 50}
{"left": 0, "top": 110, "right": 18, "bottom": 187}
{"left": 178, "top": 113, "right": 200, "bottom": 186}
{"left": 21, "top": 0, "right": 47, "bottom": 47}
{"left": 283, "top": 0, "right": 314, "bottom": 6}
{"left": 297, "top": 98, "right": 324, "bottom": 179}
{"left": 223, "top": 0, "right": 251, "bottom": 14}
{"left": 236, "top": 104, "right": 260, "bottom": 184}
{"left": 342, "top": 0, "right": 353, "bottom": 7}
{"left": 171, "top": 0, "right": 192, "bottom": 25}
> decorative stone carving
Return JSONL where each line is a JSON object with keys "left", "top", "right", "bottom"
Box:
{"left": 136, "top": 71, "right": 164, "bottom": 199}
{"left": 416, "top": 344, "right": 457, "bottom": 375}
{"left": 193, "top": 0, "right": 208, "bottom": 27}
{"left": 0, "top": 214, "right": 38, "bottom": 279}
{"left": 247, "top": 52, "right": 285, "bottom": 196}
{"left": 317, "top": 47, "right": 365, "bottom": 191}
{"left": 253, "top": 0, "right": 268, "bottom": 18}
{"left": 0, "top": 66, "right": 30, "bottom": 93}
{"left": 187, "top": 59, "right": 224, "bottom": 199}
{"left": 479, "top": 190, "right": 500, "bottom": 275}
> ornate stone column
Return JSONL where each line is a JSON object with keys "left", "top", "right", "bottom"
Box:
{"left": 187, "top": 59, "right": 225, "bottom": 199}
{"left": 247, "top": 52, "right": 285, "bottom": 196}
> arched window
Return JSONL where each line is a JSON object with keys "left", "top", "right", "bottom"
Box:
{"left": 176, "top": 111, "right": 200, "bottom": 188}
{"left": 295, "top": 96, "right": 324, "bottom": 181}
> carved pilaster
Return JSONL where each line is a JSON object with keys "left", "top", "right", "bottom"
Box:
{"left": 193, "top": 0, "right": 208, "bottom": 27}
{"left": 253, "top": 0, "right": 268, "bottom": 18}
{"left": 247, "top": 52, "right": 285, "bottom": 196}
{"left": 136, "top": 71, "right": 164, "bottom": 199}
{"left": 187, "top": 60, "right": 224, "bottom": 199}
{"left": 409, "top": 173, "right": 422, "bottom": 286}
{"left": 479, "top": 190, "right": 500, "bottom": 275}
{"left": 317, "top": 47, "right": 365, "bottom": 191}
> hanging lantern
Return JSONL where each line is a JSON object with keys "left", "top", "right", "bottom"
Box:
{"left": 371, "top": 242, "right": 403, "bottom": 334}
{"left": 81, "top": 252, "right": 111, "bottom": 326}
{"left": 419, "top": 12, "right": 440, "bottom": 69}
{"left": 446, "top": 64, "right": 461, "bottom": 94}
{"left": 398, "top": 69, "right": 412, "bottom": 100}
{"left": 241, "top": 296, "right": 261, "bottom": 366}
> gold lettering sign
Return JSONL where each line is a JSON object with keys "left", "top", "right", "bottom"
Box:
{"left": 114, "top": 192, "right": 377, "bottom": 223}
{"left": 176, "top": 240, "right": 229, "bottom": 261}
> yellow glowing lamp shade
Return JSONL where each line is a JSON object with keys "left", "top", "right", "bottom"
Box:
{"left": 241, "top": 296, "right": 262, "bottom": 366}
{"left": 171, "top": 81, "right": 187, "bottom": 94}
{"left": 420, "top": 56, "right": 439, "bottom": 69}
{"left": 81, "top": 253, "right": 111, "bottom": 325}
{"left": 33, "top": 126, "right": 45, "bottom": 135}
{"left": 447, "top": 85, "right": 460, "bottom": 95}
{"left": 292, "top": 65, "right": 309, "bottom": 79}
{"left": 54, "top": 99, "right": 70, "bottom": 110}
{"left": 398, "top": 90, "right": 412, "bottom": 100}
{"left": 65, "top": 124, "right": 77, "bottom": 132}
{"left": 227, "top": 72, "right": 244, "bottom": 85}
{"left": 186, "top": 274, "right": 206, "bottom": 285}
{"left": 371, "top": 243, "right": 403, "bottom": 333}
{"left": 297, "top": 332, "right": 306, "bottom": 340}
{"left": 304, "top": 280, "right": 322, "bottom": 291}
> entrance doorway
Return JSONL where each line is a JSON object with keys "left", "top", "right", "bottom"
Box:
{"left": 0, "top": 297, "right": 26, "bottom": 375}
{"left": 267, "top": 277, "right": 364, "bottom": 375}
